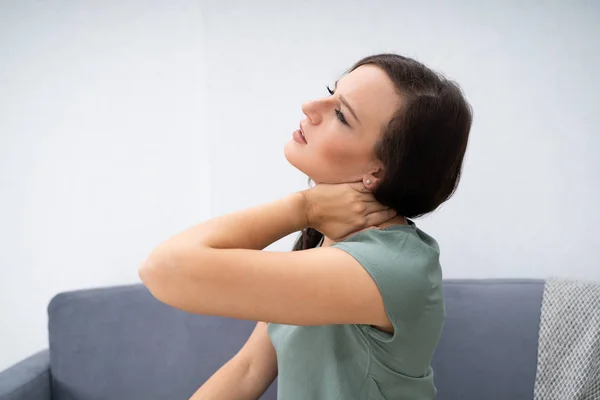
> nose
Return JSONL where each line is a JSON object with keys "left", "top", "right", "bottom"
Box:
{"left": 301, "top": 99, "right": 322, "bottom": 125}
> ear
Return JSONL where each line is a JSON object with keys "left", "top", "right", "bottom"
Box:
{"left": 363, "top": 176, "right": 379, "bottom": 191}
{"left": 364, "top": 164, "right": 384, "bottom": 190}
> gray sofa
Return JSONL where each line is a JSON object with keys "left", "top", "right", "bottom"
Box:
{"left": 0, "top": 279, "right": 543, "bottom": 400}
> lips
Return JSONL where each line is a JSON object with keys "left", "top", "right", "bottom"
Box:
{"left": 299, "top": 122, "right": 306, "bottom": 142}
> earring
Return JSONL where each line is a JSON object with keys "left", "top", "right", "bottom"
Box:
{"left": 365, "top": 179, "right": 371, "bottom": 185}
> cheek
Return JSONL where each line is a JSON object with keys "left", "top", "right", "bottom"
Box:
{"left": 315, "top": 135, "right": 366, "bottom": 169}
{"left": 283, "top": 124, "right": 373, "bottom": 183}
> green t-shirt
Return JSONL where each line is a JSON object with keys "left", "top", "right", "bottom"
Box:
{"left": 267, "top": 220, "right": 445, "bottom": 399}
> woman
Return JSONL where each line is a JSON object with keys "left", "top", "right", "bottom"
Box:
{"left": 139, "top": 53, "right": 472, "bottom": 399}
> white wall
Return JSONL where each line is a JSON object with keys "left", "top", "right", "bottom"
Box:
{"left": 2, "top": 0, "right": 599, "bottom": 372}
{"left": 0, "top": 1, "right": 209, "bottom": 371}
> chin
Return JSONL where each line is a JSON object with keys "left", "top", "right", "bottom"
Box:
{"left": 284, "top": 140, "right": 317, "bottom": 181}
{"left": 284, "top": 140, "right": 302, "bottom": 168}
{"left": 283, "top": 140, "right": 346, "bottom": 185}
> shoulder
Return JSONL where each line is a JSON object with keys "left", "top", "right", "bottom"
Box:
{"left": 329, "top": 226, "right": 442, "bottom": 319}
{"left": 331, "top": 225, "right": 440, "bottom": 270}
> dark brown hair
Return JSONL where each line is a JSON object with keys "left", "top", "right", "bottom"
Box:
{"left": 292, "top": 53, "right": 473, "bottom": 251}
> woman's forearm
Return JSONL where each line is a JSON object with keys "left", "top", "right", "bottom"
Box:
{"left": 153, "top": 192, "right": 308, "bottom": 256}
{"left": 189, "top": 356, "right": 254, "bottom": 400}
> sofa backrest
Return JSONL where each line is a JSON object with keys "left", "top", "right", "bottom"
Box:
{"left": 48, "top": 284, "right": 276, "bottom": 400}
{"left": 48, "top": 280, "right": 543, "bottom": 400}
{"left": 431, "top": 279, "right": 543, "bottom": 400}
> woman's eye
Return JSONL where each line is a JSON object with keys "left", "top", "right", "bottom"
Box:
{"left": 335, "top": 109, "right": 349, "bottom": 126}
{"left": 327, "top": 85, "right": 349, "bottom": 126}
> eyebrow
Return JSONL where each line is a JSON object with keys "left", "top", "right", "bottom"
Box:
{"left": 334, "top": 80, "right": 361, "bottom": 125}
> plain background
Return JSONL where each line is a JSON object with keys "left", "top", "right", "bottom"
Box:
{"left": 1, "top": 0, "right": 598, "bottom": 372}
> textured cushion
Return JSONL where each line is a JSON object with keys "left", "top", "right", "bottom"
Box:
{"left": 48, "top": 284, "right": 277, "bottom": 400}
{"left": 432, "top": 279, "right": 544, "bottom": 400}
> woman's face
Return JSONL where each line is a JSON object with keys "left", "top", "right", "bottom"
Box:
{"left": 284, "top": 64, "right": 401, "bottom": 186}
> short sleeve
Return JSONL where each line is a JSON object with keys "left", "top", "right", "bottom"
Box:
{"left": 330, "top": 228, "right": 439, "bottom": 343}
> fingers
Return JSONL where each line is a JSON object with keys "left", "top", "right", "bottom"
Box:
{"left": 347, "top": 182, "right": 394, "bottom": 223}
{"left": 364, "top": 201, "right": 390, "bottom": 215}
{"left": 366, "top": 208, "right": 397, "bottom": 227}
{"left": 348, "top": 181, "right": 371, "bottom": 193}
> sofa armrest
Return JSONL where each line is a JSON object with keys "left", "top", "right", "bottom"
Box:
{"left": 0, "top": 350, "right": 51, "bottom": 400}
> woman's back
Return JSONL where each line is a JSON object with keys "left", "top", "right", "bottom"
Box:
{"left": 268, "top": 221, "right": 445, "bottom": 399}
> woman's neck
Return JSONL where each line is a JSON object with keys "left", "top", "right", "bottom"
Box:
{"left": 320, "top": 215, "right": 408, "bottom": 247}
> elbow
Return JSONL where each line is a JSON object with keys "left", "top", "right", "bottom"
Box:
{"left": 138, "top": 245, "right": 208, "bottom": 311}
{"left": 138, "top": 250, "right": 176, "bottom": 303}
{"left": 138, "top": 258, "right": 155, "bottom": 289}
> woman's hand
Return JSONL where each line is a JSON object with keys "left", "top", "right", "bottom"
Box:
{"left": 300, "top": 181, "right": 397, "bottom": 241}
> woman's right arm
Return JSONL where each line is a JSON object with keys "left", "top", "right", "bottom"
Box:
{"left": 190, "top": 321, "right": 278, "bottom": 400}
